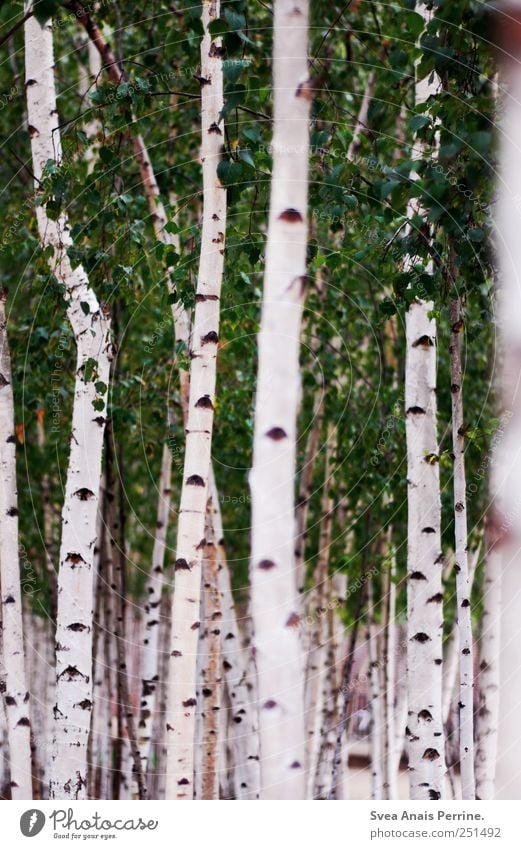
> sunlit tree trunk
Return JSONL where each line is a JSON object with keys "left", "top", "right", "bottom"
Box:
{"left": 165, "top": 0, "right": 226, "bottom": 798}
{"left": 25, "top": 9, "right": 111, "bottom": 800}
{"left": 0, "top": 287, "right": 32, "bottom": 800}
{"left": 249, "top": 0, "right": 311, "bottom": 800}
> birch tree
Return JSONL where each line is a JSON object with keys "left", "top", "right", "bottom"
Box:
{"left": 491, "top": 10, "right": 521, "bottom": 795}
{"left": 0, "top": 287, "right": 33, "bottom": 800}
{"left": 165, "top": 0, "right": 226, "bottom": 798}
{"left": 404, "top": 2, "right": 446, "bottom": 802}
{"left": 24, "top": 8, "right": 111, "bottom": 800}
{"left": 475, "top": 534, "right": 501, "bottom": 799}
{"left": 249, "top": 0, "right": 312, "bottom": 800}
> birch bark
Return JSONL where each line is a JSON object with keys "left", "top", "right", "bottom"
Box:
{"left": 475, "top": 533, "right": 501, "bottom": 800}
{"left": 210, "top": 471, "right": 260, "bottom": 799}
{"left": 0, "top": 288, "right": 33, "bottom": 800}
{"left": 448, "top": 296, "right": 475, "bottom": 799}
{"left": 24, "top": 9, "right": 111, "bottom": 799}
{"left": 165, "top": 0, "right": 226, "bottom": 798}
{"left": 404, "top": 2, "right": 446, "bottom": 801}
{"left": 249, "top": 0, "right": 311, "bottom": 800}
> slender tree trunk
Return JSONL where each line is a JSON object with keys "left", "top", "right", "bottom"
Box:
{"left": 25, "top": 10, "right": 111, "bottom": 800}
{"left": 36, "top": 413, "right": 57, "bottom": 618}
{"left": 165, "top": 0, "right": 226, "bottom": 799}
{"left": 403, "top": 3, "right": 445, "bottom": 801}
{"left": 138, "top": 435, "right": 173, "bottom": 776}
{"left": 0, "top": 288, "right": 32, "bottom": 800}
{"left": 405, "top": 299, "right": 445, "bottom": 800}
{"left": 475, "top": 531, "right": 501, "bottom": 799}
{"left": 329, "top": 580, "right": 366, "bottom": 799}
{"left": 448, "top": 296, "right": 475, "bottom": 799}
{"left": 382, "top": 540, "right": 397, "bottom": 799}
{"left": 347, "top": 69, "right": 377, "bottom": 161}
{"left": 249, "top": 0, "right": 311, "bottom": 800}
{"left": 210, "top": 471, "right": 260, "bottom": 799}
{"left": 201, "top": 498, "right": 221, "bottom": 799}
{"left": 442, "top": 545, "right": 480, "bottom": 726}
{"left": 305, "top": 426, "right": 334, "bottom": 797}
{"left": 367, "top": 577, "right": 384, "bottom": 800}
{"left": 295, "top": 390, "right": 324, "bottom": 595}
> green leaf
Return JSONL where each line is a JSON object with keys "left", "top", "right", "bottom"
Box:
{"left": 208, "top": 18, "right": 228, "bottom": 37}
{"left": 409, "top": 115, "right": 430, "bottom": 132}
{"left": 92, "top": 398, "right": 105, "bottom": 412}
{"left": 83, "top": 358, "right": 97, "bottom": 383}
{"left": 94, "top": 381, "right": 107, "bottom": 395}
{"left": 33, "top": 0, "right": 58, "bottom": 26}
{"left": 217, "top": 160, "right": 243, "bottom": 186}
{"left": 80, "top": 302, "right": 90, "bottom": 316}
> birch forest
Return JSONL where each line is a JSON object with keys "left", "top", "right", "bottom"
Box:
{"left": 0, "top": 0, "right": 521, "bottom": 803}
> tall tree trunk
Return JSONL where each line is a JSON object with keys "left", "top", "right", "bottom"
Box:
{"left": 305, "top": 425, "right": 334, "bottom": 797}
{"left": 25, "top": 10, "right": 111, "bottom": 800}
{"left": 0, "top": 288, "right": 33, "bottom": 800}
{"left": 201, "top": 497, "right": 221, "bottom": 799}
{"left": 329, "top": 583, "right": 365, "bottom": 799}
{"left": 367, "top": 577, "right": 384, "bottom": 800}
{"left": 249, "top": 0, "right": 311, "bottom": 800}
{"left": 165, "top": 0, "right": 226, "bottom": 799}
{"left": 138, "top": 434, "right": 173, "bottom": 776}
{"left": 36, "top": 412, "right": 56, "bottom": 619}
{"left": 448, "top": 296, "right": 475, "bottom": 799}
{"left": 475, "top": 530, "right": 501, "bottom": 800}
{"left": 405, "top": 300, "right": 445, "bottom": 800}
{"left": 404, "top": 2, "right": 446, "bottom": 802}
{"left": 210, "top": 471, "right": 260, "bottom": 799}
{"left": 382, "top": 538, "right": 397, "bottom": 799}
{"left": 442, "top": 545, "right": 480, "bottom": 726}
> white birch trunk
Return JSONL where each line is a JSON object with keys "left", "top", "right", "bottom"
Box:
{"left": 210, "top": 471, "right": 261, "bottom": 799}
{"left": 403, "top": 2, "right": 445, "bottom": 801}
{"left": 0, "top": 287, "right": 33, "bottom": 800}
{"left": 165, "top": 0, "right": 226, "bottom": 798}
{"left": 24, "top": 10, "right": 111, "bottom": 800}
{"left": 367, "top": 578, "right": 384, "bottom": 800}
{"left": 489, "top": 8, "right": 521, "bottom": 798}
{"left": 382, "top": 545, "right": 397, "bottom": 799}
{"left": 475, "top": 537, "right": 501, "bottom": 799}
{"left": 201, "top": 499, "right": 221, "bottom": 799}
{"left": 138, "top": 438, "right": 172, "bottom": 774}
{"left": 249, "top": 0, "right": 311, "bottom": 800}
{"left": 405, "top": 301, "right": 445, "bottom": 800}
{"left": 448, "top": 297, "right": 475, "bottom": 799}
{"left": 442, "top": 545, "right": 480, "bottom": 725}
